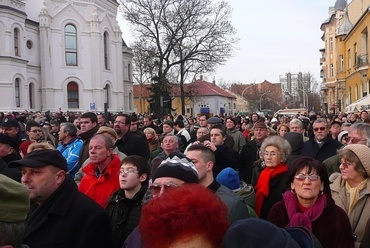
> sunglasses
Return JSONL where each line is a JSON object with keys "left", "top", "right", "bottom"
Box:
{"left": 294, "top": 174, "right": 320, "bottom": 181}
{"left": 313, "top": 127, "right": 326, "bottom": 132}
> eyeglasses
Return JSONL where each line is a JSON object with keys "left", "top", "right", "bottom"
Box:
{"left": 294, "top": 174, "right": 320, "bottom": 181}
{"left": 345, "top": 137, "right": 366, "bottom": 144}
{"left": 118, "top": 168, "right": 138, "bottom": 176}
{"left": 30, "top": 130, "right": 43, "bottom": 133}
{"left": 114, "top": 121, "right": 126, "bottom": 125}
{"left": 340, "top": 161, "right": 354, "bottom": 168}
{"left": 149, "top": 182, "right": 178, "bottom": 196}
{"left": 263, "top": 152, "right": 280, "bottom": 157}
{"left": 313, "top": 127, "right": 326, "bottom": 132}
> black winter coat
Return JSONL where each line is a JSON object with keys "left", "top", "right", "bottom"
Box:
{"left": 115, "top": 131, "right": 150, "bottom": 160}
{"left": 24, "top": 176, "right": 113, "bottom": 248}
{"left": 301, "top": 136, "right": 342, "bottom": 162}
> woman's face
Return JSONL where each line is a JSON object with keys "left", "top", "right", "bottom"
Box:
{"left": 263, "top": 146, "right": 282, "bottom": 167}
{"left": 339, "top": 159, "right": 365, "bottom": 184}
{"left": 291, "top": 166, "right": 323, "bottom": 206}
{"left": 145, "top": 132, "right": 154, "bottom": 139}
{"left": 278, "top": 126, "right": 289, "bottom": 137}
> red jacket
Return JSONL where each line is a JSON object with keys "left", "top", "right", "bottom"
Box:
{"left": 79, "top": 154, "right": 121, "bottom": 207}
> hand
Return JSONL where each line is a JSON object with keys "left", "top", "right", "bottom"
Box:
{"left": 203, "top": 140, "right": 217, "bottom": 152}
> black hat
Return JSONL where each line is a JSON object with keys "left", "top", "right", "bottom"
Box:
{"left": 152, "top": 152, "right": 198, "bottom": 183}
{"left": 1, "top": 119, "right": 19, "bottom": 128}
{"left": 0, "top": 134, "right": 19, "bottom": 151}
{"left": 163, "top": 120, "right": 174, "bottom": 128}
{"left": 9, "top": 150, "right": 67, "bottom": 171}
{"left": 207, "top": 116, "right": 222, "bottom": 124}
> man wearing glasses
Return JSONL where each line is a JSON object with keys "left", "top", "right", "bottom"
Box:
{"left": 301, "top": 118, "right": 342, "bottom": 162}
{"left": 114, "top": 114, "right": 150, "bottom": 160}
{"left": 106, "top": 155, "right": 150, "bottom": 248}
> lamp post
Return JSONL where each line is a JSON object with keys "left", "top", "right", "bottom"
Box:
{"left": 259, "top": 90, "right": 270, "bottom": 111}
{"left": 296, "top": 78, "right": 308, "bottom": 108}
{"left": 241, "top": 83, "right": 255, "bottom": 112}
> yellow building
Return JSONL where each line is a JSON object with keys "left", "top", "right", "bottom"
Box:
{"left": 321, "top": 0, "right": 370, "bottom": 113}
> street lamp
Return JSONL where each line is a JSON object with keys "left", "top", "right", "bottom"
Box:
{"left": 241, "top": 83, "right": 255, "bottom": 112}
{"left": 259, "top": 90, "right": 270, "bottom": 111}
{"left": 296, "top": 77, "right": 308, "bottom": 108}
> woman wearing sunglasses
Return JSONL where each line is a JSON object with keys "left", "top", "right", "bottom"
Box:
{"left": 268, "top": 156, "right": 354, "bottom": 248}
{"left": 331, "top": 144, "right": 370, "bottom": 248}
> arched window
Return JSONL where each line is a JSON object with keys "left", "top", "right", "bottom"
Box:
{"left": 29, "top": 83, "right": 34, "bottom": 109}
{"left": 65, "top": 24, "right": 77, "bottom": 66}
{"left": 14, "top": 28, "right": 19, "bottom": 56}
{"left": 104, "top": 32, "right": 109, "bottom": 70}
{"left": 67, "top": 82, "right": 79, "bottom": 108}
{"left": 15, "top": 78, "right": 20, "bottom": 107}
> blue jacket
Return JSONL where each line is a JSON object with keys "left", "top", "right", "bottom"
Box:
{"left": 57, "top": 137, "right": 83, "bottom": 178}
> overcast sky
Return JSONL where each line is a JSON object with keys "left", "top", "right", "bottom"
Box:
{"left": 118, "top": 0, "right": 333, "bottom": 86}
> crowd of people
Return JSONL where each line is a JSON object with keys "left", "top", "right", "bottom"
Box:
{"left": 1, "top": 109, "right": 370, "bottom": 247}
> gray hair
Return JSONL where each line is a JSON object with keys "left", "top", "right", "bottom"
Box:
{"left": 91, "top": 134, "right": 114, "bottom": 149}
{"left": 260, "top": 135, "right": 292, "bottom": 163}
{"left": 348, "top": 123, "right": 370, "bottom": 146}
{"left": 313, "top": 118, "right": 328, "bottom": 128}
{"left": 60, "top": 122, "right": 77, "bottom": 136}
{"left": 162, "top": 133, "right": 179, "bottom": 143}
{"left": 289, "top": 119, "right": 303, "bottom": 128}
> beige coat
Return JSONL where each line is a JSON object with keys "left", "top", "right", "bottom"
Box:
{"left": 331, "top": 177, "right": 370, "bottom": 248}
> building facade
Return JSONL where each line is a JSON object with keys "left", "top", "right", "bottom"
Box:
{"left": 279, "top": 72, "right": 311, "bottom": 109}
{"left": 0, "top": 0, "right": 133, "bottom": 113}
{"left": 133, "top": 79, "right": 237, "bottom": 117}
{"left": 320, "top": 0, "right": 370, "bottom": 113}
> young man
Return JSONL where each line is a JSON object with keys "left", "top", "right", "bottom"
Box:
{"left": 78, "top": 112, "right": 99, "bottom": 167}
{"left": 106, "top": 155, "right": 150, "bottom": 248}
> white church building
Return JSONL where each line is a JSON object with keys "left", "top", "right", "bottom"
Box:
{"left": 0, "top": 0, "right": 134, "bottom": 112}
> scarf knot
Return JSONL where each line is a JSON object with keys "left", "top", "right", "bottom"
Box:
{"left": 283, "top": 190, "right": 326, "bottom": 231}
{"left": 254, "top": 163, "right": 288, "bottom": 217}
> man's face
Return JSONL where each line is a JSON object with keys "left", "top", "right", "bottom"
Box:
{"left": 97, "top": 115, "right": 105, "bottom": 125}
{"left": 0, "top": 143, "right": 12, "bottom": 157}
{"left": 313, "top": 122, "right": 329, "bottom": 142}
{"left": 161, "top": 136, "right": 178, "bottom": 153}
{"left": 252, "top": 114, "right": 258, "bottom": 122}
{"left": 27, "top": 126, "right": 42, "bottom": 141}
{"left": 1, "top": 126, "right": 19, "bottom": 138}
{"left": 119, "top": 163, "right": 145, "bottom": 191}
{"left": 143, "top": 118, "right": 151, "bottom": 127}
{"left": 130, "top": 121, "right": 138, "bottom": 132}
{"left": 50, "top": 124, "right": 59, "bottom": 133}
{"left": 186, "top": 150, "right": 209, "bottom": 183}
{"left": 330, "top": 124, "right": 341, "bottom": 136}
{"left": 114, "top": 116, "right": 129, "bottom": 136}
{"left": 196, "top": 127, "right": 208, "bottom": 140}
{"left": 58, "top": 126, "right": 67, "bottom": 142}
{"left": 88, "top": 137, "right": 113, "bottom": 164}
{"left": 150, "top": 177, "right": 185, "bottom": 198}
{"left": 80, "top": 118, "right": 96, "bottom": 133}
{"left": 210, "top": 128, "right": 225, "bottom": 146}
{"left": 290, "top": 124, "right": 302, "bottom": 133}
{"left": 21, "top": 166, "right": 65, "bottom": 205}
{"left": 361, "top": 112, "right": 368, "bottom": 120}
{"left": 254, "top": 128, "right": 268, "bottom": 142}
{"left": 198, "top": 116, "right": 207, "bottom": 127}
{"left": 162, "top": 124, "right": 173, "bottom": 134}
{"left": 347, "top": 129, "right": 367, "bottom": 145}
{"left": 349, "top": 115, "right": 357, "bottom": 122}
{"left": 225, "top": 119, "right": 235, "bottom": 130}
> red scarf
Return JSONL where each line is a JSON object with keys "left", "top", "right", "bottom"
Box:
{"left": 254, "top": 163, "right": 288, "bottom": 217}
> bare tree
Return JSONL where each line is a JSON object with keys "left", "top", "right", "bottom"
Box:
{"left": 120, "top": 0, "right": 238, "bottom": 115}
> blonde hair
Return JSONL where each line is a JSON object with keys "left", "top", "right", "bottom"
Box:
{"left": 27, "top": 142, "right": 55, "bottom": 153}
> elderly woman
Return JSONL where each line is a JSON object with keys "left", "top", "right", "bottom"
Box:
{"left": 331, "top": 144, "right": 370, "bottom": 247}
{"left": 253, "top": 135, "right": 291, "bottom": 219}
{"left": 277, "top": 123, "right": 290, "bottom": 137}
{"left": 268, "top": 156, "right": 354, "bottom": 248}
